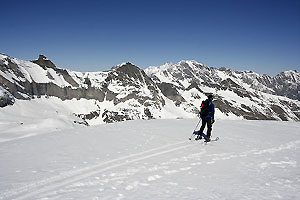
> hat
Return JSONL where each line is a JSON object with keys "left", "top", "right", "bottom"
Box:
{"left": 208, "top": 94, "right": 213, "bottom": 99}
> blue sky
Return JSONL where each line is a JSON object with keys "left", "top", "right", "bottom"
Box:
{"left": 1, "top": 0, "right": 300, "bottom": 76}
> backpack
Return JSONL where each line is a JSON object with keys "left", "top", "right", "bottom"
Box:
{"left": 200, "top": 100, "right": 210, "bottom": 118}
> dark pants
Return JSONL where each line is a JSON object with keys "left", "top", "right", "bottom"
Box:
{"left": 199, "top": 117, "right": 212, "bottom": 138}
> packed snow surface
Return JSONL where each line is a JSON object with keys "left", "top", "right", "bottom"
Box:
{"left": 0, "top": 119, "right": 299, "bottom": 199}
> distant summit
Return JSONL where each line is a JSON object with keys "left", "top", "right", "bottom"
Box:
{"left": 32, "top": 54, "right": 57, "bottom": 69}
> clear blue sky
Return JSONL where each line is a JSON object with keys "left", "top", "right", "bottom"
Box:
{"left": 1, "top": 0, "right": 300, "bottom": 76}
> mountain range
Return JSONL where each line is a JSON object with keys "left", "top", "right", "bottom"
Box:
{"left": 1, "top": 53, "right": 300, "bottom": 125}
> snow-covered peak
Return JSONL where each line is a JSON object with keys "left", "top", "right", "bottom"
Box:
{"left": 147, "top": 60, "right": 205, "bottom": 74}
{"left": 0, "top": 54, "right": 9, "bottom": 65}
{"left": 114, "top": 62, "right": 131, "bottom": 68}
{"left": 111, "top": 62, "right": 142, "bottom": 73}
{"left": 154, "top": 62, "right": 174, "bottom": 71}
{"left": 0, "top": 53, "right": 8, "bottom": 59}
{"left": 38, "top": 54, "right": 49, "bottom": 61}
{"left": 277, "top": 70, "right": 300, "bottom": 81}
{"left": 178, "top": 60, "right": 204, "bottom": 66}
{"left": 0, "top": 54, "right": 79, "bottom": 89}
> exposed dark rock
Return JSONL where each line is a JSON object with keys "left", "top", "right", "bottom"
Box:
{"left": 271, "top": 105, "right": 289, "bottom": 121}
{"left": 105, "top": 62, "right": 164, "bottom": 109}
{"left": 0, "top": 58, "right": 25, "bottom": 79}
{"left": 158, "top": 82, "right": 185, "bottom": 103}
{"left": 110, "top": 63, "right": 156, "bottom": 88}
{"left": 75, "top": 110, "right": 100, "bottom": 120}
{"left": 213, "top": 98, "right": 274, "bottom": 120}
{"left": 144, "top": 108, "right": 153, "bottom": 119}
{"left": 73, "top": 120, "right": 89, "bottom": 126}
{"left": 6, "top": 79, "right": 105, "bottom": 101}
{"left": 46, "top": 72, "right": 55, "bottom": 80}
{"left": 56, "top": 69, "right": 79, "bottom": 87}
{"left": 0, "top": 76, "right": 29, "bottom": 100}
{"left": 241, "top": 104, "right": 252, "bottom": 112}
{"left": 102, "top": 109, "right": 131, "bottom": 123}
{"left": 186, "top": 82, "right": 204, "bottom": 93}
{"left": 32, "top": 55, "right": 79, "bottom": 87}
{"left": 115, "top": 63, "right": 144, "bottom": 81}
{"left": 32, "top": 54, "right": 57, "bottom": 70}
{"left": 0, "top": 90, "right": 15, "bottom": 107}
{"left": 84, "top": 78, "right": 92, "bottom": 87}
{"left": 221, "top": 78, "right": 242, "bottom": 89}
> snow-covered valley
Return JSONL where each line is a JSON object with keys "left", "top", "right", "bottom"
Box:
{"left": 1, "top": 118, "right": 299, "bottom": 200}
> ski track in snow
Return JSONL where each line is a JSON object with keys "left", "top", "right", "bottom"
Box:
{"left": 208, "top": 140, "right": 300, "bottom": 160}
{"left": 2, "top": 138, "right": 300, "bottom": 200}
{"left": 1, "top": 141, "right": 191, "bottom": 200}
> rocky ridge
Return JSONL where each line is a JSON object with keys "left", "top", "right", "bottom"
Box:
{"left": 145, "top": 60, "right": 300, "bottom": 121}
{"left": 1, "top": 53, "right": 300, "bottom": 124}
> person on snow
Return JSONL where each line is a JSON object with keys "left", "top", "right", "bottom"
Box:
{"left": 196, "top": 94, "right": 215, "bottom": 142}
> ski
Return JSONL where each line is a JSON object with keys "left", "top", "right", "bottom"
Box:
{"left": 188, "top": 120, "right": 219, "bottom": 143}
{"left": 189, "top": 131, "right": 219, "bottom": 143}
{"left": 204, "top": 137, "right": 219, "bottom": 143}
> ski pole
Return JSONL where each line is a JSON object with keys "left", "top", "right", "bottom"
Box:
{"left": 189, "top": 118, "right": 201, "bottom": 140}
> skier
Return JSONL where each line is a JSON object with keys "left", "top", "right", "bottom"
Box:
{"left": 196, "top": 94, "right": 215, "bottom": 142}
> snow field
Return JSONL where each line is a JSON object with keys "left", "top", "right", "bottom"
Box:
{"left": 0, "top": 119, "right": 299, "bottom": 199}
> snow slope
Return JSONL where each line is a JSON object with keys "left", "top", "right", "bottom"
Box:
{"left": 0, "top": 119, "right": 299, "bottom": 200}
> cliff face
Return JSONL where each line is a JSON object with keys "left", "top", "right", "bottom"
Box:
{"left": 0, "top": 54, "right": 165, "bottom": 123}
